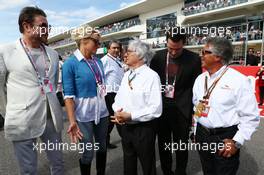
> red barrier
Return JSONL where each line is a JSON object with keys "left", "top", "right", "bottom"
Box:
{"left": 230, "top": 66, "right": 260, "bottom": 100}
{"left": 229, "top": 66, "right": 264, "bottom": 115}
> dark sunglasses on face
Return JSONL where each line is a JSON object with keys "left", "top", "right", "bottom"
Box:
{"left": 201, "top": 49, "right": 213, "bottom": 56}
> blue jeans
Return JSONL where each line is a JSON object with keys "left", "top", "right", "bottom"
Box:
{"left": 78, "top": 117, "right": 108, "bottom": 164}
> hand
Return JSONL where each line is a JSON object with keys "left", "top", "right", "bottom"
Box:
{"left": 218, "top": 139, "right": 238, "bottom": 158}
{"left": 110, "top": 115, "right": 124, "bottom": 125}
{"left": 111, "top": 108, "right": 124, "bottom": 125}
{"left": 67, "top": 122, "right": 83, "bottom": 143}
{"left": 110, "top": 108, "right": 131, "bottom": 125}
{"left": 115, "top": 111, "right": 131, "bottom": 123}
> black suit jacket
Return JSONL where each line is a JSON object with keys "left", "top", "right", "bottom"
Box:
{"left": 150, "top": 48, "right": 202, "bottom": 123}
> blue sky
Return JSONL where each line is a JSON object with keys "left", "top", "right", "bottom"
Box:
{"left": 0, "top": 0, "right": 140, "bottom": 44}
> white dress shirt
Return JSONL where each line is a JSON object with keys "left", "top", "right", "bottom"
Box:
{"left": 193, "top": 65, "right": 260, "bottom": 145}
{"left": 101, "top": 53, "right": 124, "bottom": 93}
{"left": 112, "top": 64, "right": 162, "bottom": 123}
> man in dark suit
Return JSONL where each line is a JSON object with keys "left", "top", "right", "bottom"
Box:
{"left": 150, "top": 31, "right": 202, "bottom": 175}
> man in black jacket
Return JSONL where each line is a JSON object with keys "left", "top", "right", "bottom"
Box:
{"left": 150, "top": 31, "right": 202, "bottom": 175}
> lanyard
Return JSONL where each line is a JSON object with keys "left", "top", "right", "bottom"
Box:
{"left": 166, "top": 52, "right": 177, "bottom": 86}
{"left": 107, "top": 53, "right": 122, "bottom": 68}
{"left": 20, "top": 38, "right": 50, "bottom": 86}
{"left": 203, "top": 66, "right": 229, "bottom": 100}
{"left": 85, "top": 57, "right": 104, "bottom": 85}
{"left": 128, "top": 70, "right": 136, "bottom": 89}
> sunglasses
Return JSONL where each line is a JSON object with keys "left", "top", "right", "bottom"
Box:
{"left": 201, "top": 49, "right": 213, "bottom": 56}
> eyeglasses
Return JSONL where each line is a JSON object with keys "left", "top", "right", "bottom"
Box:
{"left": 201, "top": 49, "right": 213, "bottom": 56}
{"left": 126, "top": 50, "right": 135, "bottom": 54}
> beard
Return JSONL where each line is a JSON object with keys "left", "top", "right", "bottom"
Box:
{"left": 40, "top": 35, "right": 48, "bottom": 45}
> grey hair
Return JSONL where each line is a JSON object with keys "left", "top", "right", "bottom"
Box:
{"left": 205, "top": 37, "right": 233, "bottom": 65}
{"left": 128, "top": 38, "right": 155, "bottom": 65}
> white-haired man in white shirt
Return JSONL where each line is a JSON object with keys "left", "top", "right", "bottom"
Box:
{"left": 111, "top": 39, "right": 162, "bottom": 175}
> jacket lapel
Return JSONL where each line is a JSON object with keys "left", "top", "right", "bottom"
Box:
{"left": 175, "top": 49, "right": 187, "bottom": 83}
{"left": 43, "top": 46, "right": 53, "bottom": 78}
{"left": 15, "top": 39, "right": 38, "bottom": 78}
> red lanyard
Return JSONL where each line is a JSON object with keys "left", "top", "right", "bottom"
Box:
{"left": 203, "top": 66, "right": 229, "bottom": 100}
{"left": 85, "top": 58, "right": 104, "bottom": 85}
{"left": 20, "top": 38, "right": 50, "bottom": 86}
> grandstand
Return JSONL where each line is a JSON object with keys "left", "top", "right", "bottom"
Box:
{"left": 48, "top": 0, "right": 264, "bottom": 65}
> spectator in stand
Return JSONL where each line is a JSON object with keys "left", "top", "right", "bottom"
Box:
{"left": 246, "top": 48, "right": 259, "bottom": 66}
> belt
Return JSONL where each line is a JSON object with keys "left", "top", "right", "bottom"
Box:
{"left": 197, "top": 123, "right": 238, "bottom": 135}
{"left": 125, "top": 119, "right": 157, "bottom": 127}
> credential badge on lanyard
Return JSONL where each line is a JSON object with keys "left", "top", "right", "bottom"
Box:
{"left": 165, "top": 53, "right": 177, "bottom": 98}
{"left": 20, "top": 39, "right": 52, "bottom": 95}
{"left": 85, "top": 57, "right": 106, "bottom": 98}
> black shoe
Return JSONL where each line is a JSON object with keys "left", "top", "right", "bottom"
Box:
{"left": 107, "top": 143, "right": 117, "bottom": 149}
{"left": 79, "top": 159, "right": 91, "bottom": 175}
{"left": 96, "top": 152, "right": 107, "bottom": 175}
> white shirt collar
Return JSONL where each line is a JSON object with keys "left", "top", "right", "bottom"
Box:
{"left": 107, "top": 53, "right": 121, "bottom": 61}
{"left": 131, "top": 64, "right": 147, "bottom": 74}
{"left": 74, "top": 49, "right": 85, "bottom": 62}
{"left": 206, "top": 65, "right": 227, "bottom": 79}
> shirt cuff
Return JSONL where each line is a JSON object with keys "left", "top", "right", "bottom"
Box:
{"left": 64, "top": 95, "right": 75, "bottom": 100}
{"left": 130, "top": 111, "right": 144, "bottom": 122}
{"left": 232, "top": 131, "right": 245, "bottom": 145}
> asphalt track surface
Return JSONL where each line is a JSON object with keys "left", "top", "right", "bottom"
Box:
{"left": 0, "top": 116, "right": 264, "bottom": 175}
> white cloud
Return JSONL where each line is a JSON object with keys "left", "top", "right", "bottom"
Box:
{"left": 120, "top": 2, "right": 129, "bottom": 8}
{"left": 46, "top": 6, "right": 107, "bottom": 27}
{"left": 46, "top": 6, "right": 108, "bottom": 36}
{"left": 0, "top": 0, "right": 31, "bottom": 10}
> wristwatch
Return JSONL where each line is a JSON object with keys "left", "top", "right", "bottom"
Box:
{"left": 233, "top": 140, "right": 242, "bottom": 149}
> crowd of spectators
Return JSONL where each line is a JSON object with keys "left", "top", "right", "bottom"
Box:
{"left": 99, "top": 17, "right": 140, "bottom": 35}
{"left": 185, "top": 25, "right": 263, "bottom": 46}
{"left": 147, "top": 20, "right": 176, "bottom": 38}
{"left": 49, "top": 38, "right": 74, "bottom": 48}
{"left": 182, "top": 0, "right": 248, "bottom": 16}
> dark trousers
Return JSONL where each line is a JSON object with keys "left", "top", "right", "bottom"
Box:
{"left": 195, "top": 123, "right": 240, "bottom": 175}
{"left": 157, "top": 107, "right": 189, "bottom": 175}
{"left": 121, "top": 120, "right": 157, "bottom": 175}
{"left": 105, "top": 93, "right": 122, "bottom": 141}
{"left": 259, "top": 86, "right": 264, "bottom": 104}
